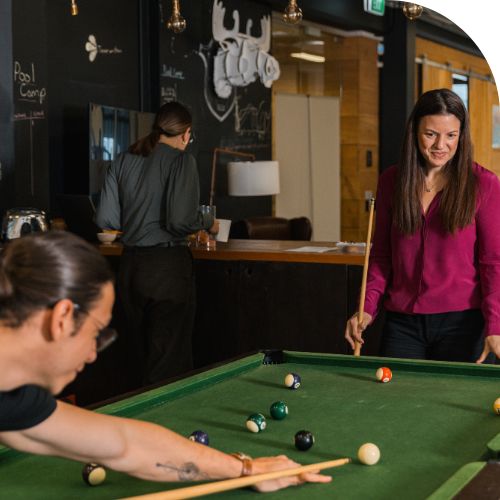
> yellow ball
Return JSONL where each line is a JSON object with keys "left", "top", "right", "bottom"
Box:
{"left": 357, "top": 443, "right": 380, "bottom": 465}
{"left": 493, "top": 398, "right": 500, "bottom": 415}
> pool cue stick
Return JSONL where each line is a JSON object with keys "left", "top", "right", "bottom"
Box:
{"left": 120, "top": 458, "right": 351, "bottom": 500}
{"left": 354, "top": 197, "right": 376, "bottom": 357}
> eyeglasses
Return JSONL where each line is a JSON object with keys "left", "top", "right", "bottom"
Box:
{"left": 73, "top": 303, "right": 118, "bottom": 353}
{"left": 188, "top": 130, "right": 195, "bottom": 144}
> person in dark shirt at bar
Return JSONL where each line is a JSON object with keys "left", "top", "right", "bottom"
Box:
{"left": 96, "top": 102, "right": 219, "bottom": 385}
{"left": 345, "top": 88, "right": 500, "bottom": 363}
{"left": 0, "top": 231, "right": 330, "bottom": 491}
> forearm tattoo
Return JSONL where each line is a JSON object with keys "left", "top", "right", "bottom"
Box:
{"left": 156, "top": 461, "right": 210, "bottom": 481}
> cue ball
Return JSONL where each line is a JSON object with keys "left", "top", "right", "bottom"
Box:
{"left": 357, "top": 443, "right": 380, "bottom": 465}
{"left": 188, "top": 430, "right": 210, "bottom": 445}
{"left": 284, "top": 372, "right": 301, "bottom": 389}
{"left": 294, "top": 430, "right": 314, "bottom": 451}
{"left": 376, "top": 367, "right": 392, "bottom": 383}
{"left": 493, "top": 398, "right": 500, "bottom": 415}
{"left": 82, "top": 462, "right": 106, "bottom": 486}
{"left": 270, "top": 401, "right": 289, "bottom": 420}
{"left": 246, "top": 413, "right": 267, "bottom": 433}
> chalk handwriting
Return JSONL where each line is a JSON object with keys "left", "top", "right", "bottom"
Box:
{"left": 13, "top": 61, "right": 47, "bottom": 105}
{"left": 161, "top": 65, "right": 185, "bottom": 80}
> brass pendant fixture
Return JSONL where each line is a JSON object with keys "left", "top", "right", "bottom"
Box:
{"left": 283, "top": 0, "right": 303, "bottom": 25}
{"left": 402, "top": 3, "right": 424, "bottom": 21}
{"left": 167, "top": 0, "right": 186, "bottom": 33}
{"left": 71, "top": 0, "right": 78, "bottom": 16}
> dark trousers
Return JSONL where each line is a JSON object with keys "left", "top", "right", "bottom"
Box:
{"left": 381, "top": 309, "right": 488, "bottom": 362}
{"left": 115, "top": 246, "right": 195, "bottom": 386}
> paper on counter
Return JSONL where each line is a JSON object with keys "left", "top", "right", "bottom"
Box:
{"left": 286, "top": 246, "right": 336, "bottom": 253}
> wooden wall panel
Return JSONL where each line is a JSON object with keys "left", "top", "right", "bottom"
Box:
{"left": 421, "top": 65, "right": 452, "bottom": 93}
{"left": 416, "top": 38, "right": 491, "bottom": 75}
{"left": 470, "top": 78, "right": 492, "bottom": 169}
{"left": 416, "top": 37, "right": 499, "bottom": 173}
{"left": 272, "top": 25, "right": 379, "bottom": 242}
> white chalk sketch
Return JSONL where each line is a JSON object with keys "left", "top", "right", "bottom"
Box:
{"left": 85, "top": 35, "right": 123, "bottom": 62}
{"left": 234, "top": 98, "right": 270, "bottom": 139}
{"left": 212, "top": 0, "right": 280, "bottom": 98}
{"left": 161, "top": 86, "right": 178, "bottom": 104}
{"left": 196, "top": 44, "right": 236, "bottom": 122}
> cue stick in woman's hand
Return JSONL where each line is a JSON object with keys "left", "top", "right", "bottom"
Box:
{"left": 354, "top": 198, "right": 376, "bottom": 357}
{"left": 120, "top": 458, "right": 351, "bottom": 500}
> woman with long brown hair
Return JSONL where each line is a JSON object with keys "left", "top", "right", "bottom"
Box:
{"left": 345, "top": 88, "right": 500, "bottom": 362}
{"left": 96, "top": 102, "right": 219, "bottom": 385}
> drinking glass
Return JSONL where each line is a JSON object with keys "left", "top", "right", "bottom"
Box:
{"left": 198, "top": 205, "right": 216, "bottom": 248}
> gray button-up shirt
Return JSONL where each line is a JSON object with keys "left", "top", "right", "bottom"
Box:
{"left": 95, "top": 143, "right": 213, "bottom": 247}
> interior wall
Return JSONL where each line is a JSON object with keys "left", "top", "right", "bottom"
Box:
{"left": 274, "top": 94, "right": 311, "bottom": 221}
{"left": 416, "top": 37, "right": 499, "bottom": 176}
{"left": 309, "top": 95, "right": 340, "bottom": 241}
{"left": 158, "top": 0, "right": 274, "bottom": 222}
{"left": 274, "top": 94, "right": 341, "bottom": 241}
{"left": 0, "top": 0, "right": 277, "bottom": 221}
{"left": 272, "top": 18, "right": 380, "bottom": 242}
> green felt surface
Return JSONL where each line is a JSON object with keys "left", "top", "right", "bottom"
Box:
{"left": 2, "top": 352, "right": 500, "bottom": 500}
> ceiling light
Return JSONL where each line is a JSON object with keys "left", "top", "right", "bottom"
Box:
{"left": 290, "top": 52, "right": 325, "bottom": 63}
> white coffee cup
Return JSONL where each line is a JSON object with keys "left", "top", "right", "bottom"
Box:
{"left": 215, "top": 219, "right": 231, "bottom": 242}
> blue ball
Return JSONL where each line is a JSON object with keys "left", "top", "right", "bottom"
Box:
{"left": 189, "top": 430, "right": 209, "bottom": 445}
{"left": 284, "top": 372, "right": 301, "bottom": 389}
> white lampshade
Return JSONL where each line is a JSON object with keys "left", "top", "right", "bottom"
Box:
{"left": 227, "top": 161, "right": 280, "bottom": 196}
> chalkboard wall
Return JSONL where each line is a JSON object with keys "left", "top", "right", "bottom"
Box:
{"left": 8, "top": 0, "right": 50, "bottom": 212}
{"left": 0, "top": 0, "right": 15, "bottom": 214}
{"left": 1, "top": 0, "right": 275, "bottom": 221}
{"left": 46, "top": 0, "right": 141, "bottom": 201}
{"left": 158, "top": 0, "right": 274, "bottom": 220}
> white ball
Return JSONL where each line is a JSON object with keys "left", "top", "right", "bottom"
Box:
{"left": 357, "top": 443, "right": 380, "bottom": 465}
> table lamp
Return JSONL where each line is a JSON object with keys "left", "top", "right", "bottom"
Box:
{"left": 227, "top": 161, "right": 280, "bottom": 196}
{"left": 210, "top": 148, "right": 280, "bottom": 205}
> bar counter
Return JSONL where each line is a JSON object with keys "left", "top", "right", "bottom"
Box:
{"left": 98, "top": 239, "right": 365, "bottom": 265}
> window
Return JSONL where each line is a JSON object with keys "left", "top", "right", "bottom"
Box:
{"left": 452, "top": 73, "right": 469, "bottom": 109}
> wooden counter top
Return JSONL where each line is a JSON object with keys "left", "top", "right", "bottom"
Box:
{"left": 99, "top": 239, "right": 365, "bottom": 265}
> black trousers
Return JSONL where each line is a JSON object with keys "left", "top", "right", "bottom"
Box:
{"left": 115, "top": 245, "right": 195, "bottom": 386}
{"left": 381, "top": 309, "right": 488, "bottom": 363}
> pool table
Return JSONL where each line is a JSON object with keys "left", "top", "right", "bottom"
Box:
{"left": 2, "top": 351, "right": 500, "bottom": 499}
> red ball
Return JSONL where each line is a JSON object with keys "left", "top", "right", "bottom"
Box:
{"left": 376, "top": 367, "right": 392, "bottom": 383}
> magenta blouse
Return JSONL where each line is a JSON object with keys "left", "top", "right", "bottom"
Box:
{"left": 364, "top": 163, "right": 500, "bottom": 336}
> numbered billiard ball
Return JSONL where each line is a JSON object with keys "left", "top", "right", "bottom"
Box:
{"left": 357, "top": 443, "right": 380, "bottom": 465}
{"left": 189, "top": 430, "right": 210, "bottom": 445}
{"left": 82, "top": 463, "right": 106, "bottom": 486}
{"left": 376, "top": 367, "right": 392, "bottom": 383}
{"left": 294, "top": 430, "right": 314, "bottom": 451}
{"left": 284, "top": 372, "right": 301, "bottom": 389}
{"left": 246, "top": 413, "right": 267, "bottom": 433}
{"left": 493, "top": 398, "right": 500, "bottom": 415}
{"left": 270, "top": 401, "right": 289, "bottom": 420}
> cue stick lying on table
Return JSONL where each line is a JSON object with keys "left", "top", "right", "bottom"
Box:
{"left": 120, "top": 458, "right": 351, "bottom": 500}
{"left": 354, "top": 197, "right": 376, "bottom": 357}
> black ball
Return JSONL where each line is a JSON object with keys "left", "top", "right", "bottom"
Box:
{"left": 82, "top": 462, "right": 106, "bottom": 486}
{"left": 294, "top": 430, "right": 314, "bottom": 451}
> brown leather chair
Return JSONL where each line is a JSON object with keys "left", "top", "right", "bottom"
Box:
{"left": 230, "top": 216, "right": 312, "bottom": 240}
